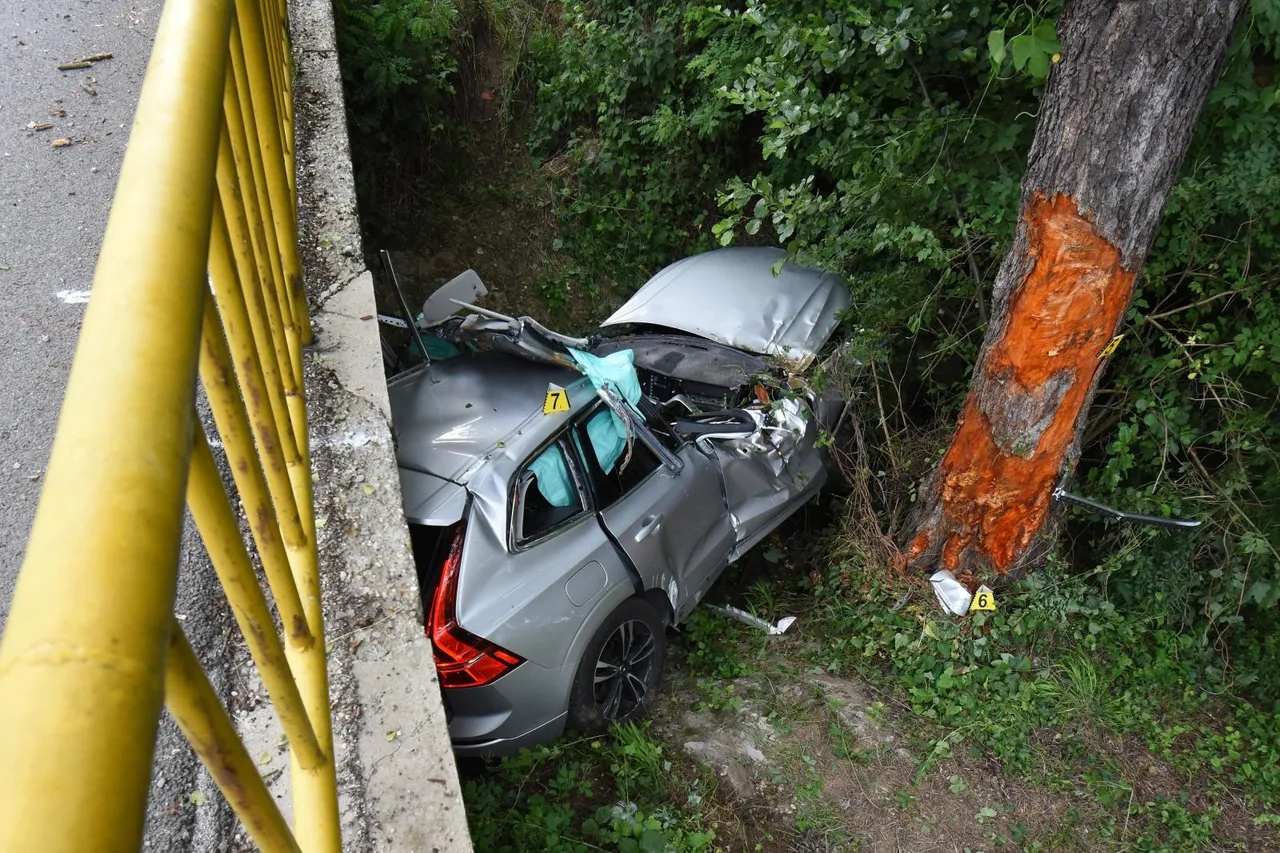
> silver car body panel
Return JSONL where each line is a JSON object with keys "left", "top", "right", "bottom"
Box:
{"left": 600, "top": 247, "right": 852, "bottom": 368}
{"left": 400, "top": 469, "right": 468, "bottom": 525}
{"left": 715, "top": 405, "right": 827, "bottom": 557}
{"left": 459, "top": 482, "right": 626, "bottom": 670}
{"left": 388, "top": 354, "right": 584, "bottom": 485}
{"left": 594, "top": 439, "right": 734, "bottom": 624}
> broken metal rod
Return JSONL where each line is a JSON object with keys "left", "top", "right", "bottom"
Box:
{"left": 1053, "top": 487, "right": 1202, "bottom": 530}
{"left": 379, "top": 249, "right": 429, "bottom": 366}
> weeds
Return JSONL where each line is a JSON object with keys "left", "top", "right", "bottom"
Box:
{"left": 798, "top": 547, "right": 1280, "bottom": 849}
{"left": 465, "top": 724, "right": 718, "bottom": 852}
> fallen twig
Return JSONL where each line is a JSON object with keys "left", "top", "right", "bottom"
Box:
{"left": 58, "top": 52, "right": 113, "bottom": 71}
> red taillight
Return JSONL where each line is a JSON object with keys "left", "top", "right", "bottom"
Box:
{"left": 427, "top": 525, "right": 524, "bottom": 688}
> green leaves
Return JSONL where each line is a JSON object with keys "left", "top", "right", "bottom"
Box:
{"left": 988, "top": 20, "right": 1060, "bottom": 81}
{"left": 335, "top": 0, "right": 460, "bottom": 133}
{"left": 987, "top": 28, "right": 1006, "bottom": 74}
{"left": 525, "top": 0, "right": 1280, "bottom": 707}
{"left": 1011, "top": 22, "right": 1061, "bottom": 80}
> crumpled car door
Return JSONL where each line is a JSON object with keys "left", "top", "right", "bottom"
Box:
{"left": 573, "top": 407, "right": 734, "bottom": 622}
{"left": 701, "top": 399, "right": 826, "bottom": 558}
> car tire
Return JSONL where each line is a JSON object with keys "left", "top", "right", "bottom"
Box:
{"left": 566, "top": 597, "right": 666, "bottom": 734}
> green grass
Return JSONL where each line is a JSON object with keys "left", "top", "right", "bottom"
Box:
{"left": 787, "top": 542, "right": 1280, "bottom": 851}
{"left": 463, "top": 723, "right": 721, "bottom": 853}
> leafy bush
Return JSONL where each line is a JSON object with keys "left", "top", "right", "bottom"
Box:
{"left": 531, "top": 0, "right": 1055, "bottom": 399}
{"left": 335, "top": 0, "right": 461, "bottom": 135}
{"left": 1084, "top": 20, "right": 1280, "bottom": 668}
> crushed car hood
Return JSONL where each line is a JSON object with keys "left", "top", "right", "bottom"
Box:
{"left": 600, "top": 247, "right": 851, "bottom": 367}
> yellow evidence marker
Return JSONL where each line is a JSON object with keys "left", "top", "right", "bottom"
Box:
{"left": 1098, "top": 335, "right": 1124, "bottom": 359}
{"left": 969, "top": 584, "right": 997, "bottom": 613}
{"left": 543, "top": 383, "right": 571, "bottom": 414}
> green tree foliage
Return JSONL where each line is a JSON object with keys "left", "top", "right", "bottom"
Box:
{"left": 531, "top": 0, "right": 1280, "bottom": 689}
{"left": 336, "top": 0, "right": 544, "bottom": 243}
{"left": 335, "top": 0, "right": 460, "bottom": 135}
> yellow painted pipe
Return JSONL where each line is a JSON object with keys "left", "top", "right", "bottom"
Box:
{"left": 229, "top": 30, "right": 308, "bottom": 425}
{"left": 227, "top": 21, "right": 304, "bottom": 391}
{"left": 220, "top": 117, "right": 302, "bottom": 479}
{"left": 259, "top": 0, "right": 293, "bottom": 170}
{"left": 234, "top": 0, "right": 311, "bottom": 347}
{"left": 163, "top": 624, "right": 302, "bottom": 853}
{"left": 258, "top": 0, "right": 304, "bottom": 328}
{"left": 272, "top": 1, "right": 300, "bottom": 229}
{"left": 220, "top": 43, "right": 340, "bottom": 848}
{"left": 281, "top": 465, "right": 341, "bottom": 853}
{"left": 216, "top": 147, "right": 309, "bottom": 536}
{"left": 0, "top": 0, "right": 232, "bottom": 848}
{"left": 213, "top": 183, "right": 341, "bottom": 851}
{"left": 233, "top": 0, "right": 297, "bottom": 287}
{"left": 198, "top": 274, "right": 310, "bottom": 649}
{"left": 186, "top": 423, "right": 325, "bottom": 769}
{"left": 222, "top": 64, "right": 299, "bottom": 455}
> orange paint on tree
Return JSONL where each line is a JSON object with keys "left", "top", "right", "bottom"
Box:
{"left": 931, "top": 194, "right": 1135, "bottom": 574}
{"left": 942, "top": 533, "right": 964, "bottom": 571}
{"left": 907, "top": 530, "right": 931, "bottom": 562}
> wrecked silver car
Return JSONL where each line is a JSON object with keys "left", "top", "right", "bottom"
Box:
{"left": 386, "top": 247, "right": 850, "bottom": 756}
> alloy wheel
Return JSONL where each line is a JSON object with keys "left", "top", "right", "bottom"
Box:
{"left": 592, "top": 618, "right": 657, "bottom": 720}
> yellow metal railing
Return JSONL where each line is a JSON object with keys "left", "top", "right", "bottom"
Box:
{"left": 0, "top": 0, "right": 339, "bottom": 849}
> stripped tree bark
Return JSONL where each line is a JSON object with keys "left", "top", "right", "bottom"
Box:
{"left": 903, "top": 0, "right": 1246, "bottom": 581}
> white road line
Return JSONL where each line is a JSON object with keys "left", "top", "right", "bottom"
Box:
{"left": 56, "top": 290, "right": 92, "bottom": 304}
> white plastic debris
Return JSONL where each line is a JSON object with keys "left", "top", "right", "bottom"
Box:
{"left": 707, "top": 604, "right": 797, "bottom": 635}
{"left": 421, "top": 269, "right": 488, "bottom": 324}
{"left": 929, "top": 569, "right": 973, "bottom": 616}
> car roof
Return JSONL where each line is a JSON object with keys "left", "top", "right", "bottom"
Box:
{"left": 388, "top": 352, "right": 584, "bottom": 485}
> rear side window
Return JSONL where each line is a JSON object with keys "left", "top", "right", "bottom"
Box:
{"left": 513, "top": 439, "right": 586, "bottom": 545}
{"left": 574, "top": 409, "right": 661, "bottom": 509}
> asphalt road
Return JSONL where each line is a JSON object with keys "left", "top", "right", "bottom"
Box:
{"left": 0, "top": 0, "right": 159, "bottom": 620}
{"left": 1, "top": 2, "right": 233, "bottom": 847}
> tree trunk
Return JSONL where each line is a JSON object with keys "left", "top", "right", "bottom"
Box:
{"left": 903, "top": 0, "right": 1245, "bottom": 581}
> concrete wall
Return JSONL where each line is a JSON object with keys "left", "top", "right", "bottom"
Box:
{"left": 255, "top": 1, "right": 475, "bottom": 849}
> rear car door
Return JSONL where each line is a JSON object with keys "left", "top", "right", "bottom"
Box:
{"left": 455, "top": 434, "right": 630, "bottom": 672}
{"left": 572, "top": 404, "right": 733, "bottom": 621}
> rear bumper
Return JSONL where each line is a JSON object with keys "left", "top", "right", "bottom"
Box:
{"left": 444, "top": 658, "right": 574, "bottom": 758}
{"left": 452, "top": 713, "right": 568, "bottom": 759}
